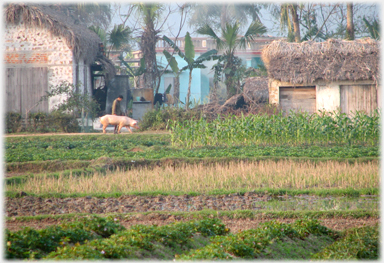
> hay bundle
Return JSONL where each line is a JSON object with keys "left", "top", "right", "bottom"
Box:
{"left": 242, "top": 77, "right": 268, "bottom": 104}
{"left": 261, "top": 38, "right": 380, "bottom": 85}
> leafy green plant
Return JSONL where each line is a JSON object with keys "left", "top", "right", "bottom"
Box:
{"left": 5, "top": 226, "right": 98, "bottom": 259}
{"left": 44, "top": 218, "right": 228, "bottom": 260}
{"left": 5, "top": 112, "right": 22, "bottom": 133}
{"left": 39, "top": 81, "right": 100, "bottom": 123}
{"left": 74, "top": 215, "right": 126, "bottom": 238}
{"left": 177, "top": 218, "right": 339, "bottom": 260}
{"left": 312, "top": 225, "right": 379, "bottom": 260}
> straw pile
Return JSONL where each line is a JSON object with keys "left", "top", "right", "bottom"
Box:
{"left": 242, "top": 77, "right": 268, "bottom": 104}
{"left": 261, "top": 38, "right": 380, "bottom": 85}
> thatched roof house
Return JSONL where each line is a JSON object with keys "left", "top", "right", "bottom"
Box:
{"left": 4, "top": 3, "right": 116, "bottom": 115}
{"left": 261, "top": 39, "right": 380, "bottom": 115}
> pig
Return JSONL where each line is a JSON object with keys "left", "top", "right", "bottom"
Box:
{"left": 99, "top": 115, "right": 139, "bottom": 134}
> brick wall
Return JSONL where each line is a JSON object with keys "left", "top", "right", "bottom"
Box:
{"left": 5, "top": 24, "right": 74, "bottom": 87}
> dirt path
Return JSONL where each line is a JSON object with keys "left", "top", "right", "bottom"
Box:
{"left": 4, "top": 131, "right": 170, "bottom": 137}
{"left": 6, "top": 216, "right": 378, "bottom": 233}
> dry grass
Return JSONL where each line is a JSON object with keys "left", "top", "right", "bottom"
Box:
{"left": 8, "top": 160, "right": 379, "bottom": 195}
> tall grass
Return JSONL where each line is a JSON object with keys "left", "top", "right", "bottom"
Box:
{"left": 168, "top": 110, "right": 380, "bottom": 148}
{"left": 8, "top": 160, "right": 378, "bottom": 195}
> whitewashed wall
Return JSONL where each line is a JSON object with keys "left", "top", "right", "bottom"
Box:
{"left": 5, "top": 23, "right": 91, "bottom": 112}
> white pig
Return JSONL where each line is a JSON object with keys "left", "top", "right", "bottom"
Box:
{"left": 99, "top": 115, "right": 139, "bottom": 134}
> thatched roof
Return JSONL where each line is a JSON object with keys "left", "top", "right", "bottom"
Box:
{"left": 6, "top": 3, "right": 101, "bottom": 64}
{"left": 261, "top": 38, "right": 380, "bottom": 85}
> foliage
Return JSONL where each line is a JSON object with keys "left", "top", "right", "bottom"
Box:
{"left": 6, "top": 214, "right": 379, "bottom": 260}
{"left": 39, "top": 81, "right": 100, "bottom": 122}
{"left": 168, "top": 110, "right": 380, "bottom": 148}
{"left": 44, "top": 218, "right": 228, "bottom": 260}
{"left": 363, "top": 16, "right": 380, "bottom": 40}
{"left": 107, "top": 24, "right": 132, "bottom": 52}
{"left": 197, "top": 20, "right": 266, "bottom": 98}
{"left": 5, "top": 134, "right": 379, "bottom": 163}
{"left": 135, "top": 3, "right": 164, "bottom": 92}
{"left": 188, "top": 4, "right": 266, "bottom": 32}
{"left": 312, "top": 225, "right": 379, "bottom": 260}
{"left": 139, "top": 106, "right": 202, "bottom": 131}
{"left": 6, "top": 224, "right": 98, "bottom": 259}
{"left": 74, "top": 215, "right": 126, "bottom": 238}
{"left": 162, "top": 32, "right": 218, "bottom": 109}
{"left": 5, "top": 112, "right": 22, "bottom": 133}
{"left": 5, "top": 215, "right": 125, "bottom": 259}
{"left": 6, "top": 111, "right": 80, "bottom": 134}
{"left": 176, "top": 217, "right": 339, "bottom": 260}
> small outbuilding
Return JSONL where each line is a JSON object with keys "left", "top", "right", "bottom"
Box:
{"left": 261, "top": 38, "right": 380, "bottom": 115}
{"left": 4, "top": 3, "right": 116, "bottom": 116}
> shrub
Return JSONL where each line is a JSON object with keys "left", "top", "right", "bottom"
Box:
{"left": 47, "top": 111, "right": 80, "bottom": 133}
{"left": 6, "top": 112, "right": 22, "bottom": 133}
{"left": 139, "top": 106, "right": 201, "bottom": 131}
{"left": 312, "top": 225, "right": 379, "bottom": 260}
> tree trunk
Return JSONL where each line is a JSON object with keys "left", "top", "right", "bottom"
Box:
{"left": 346, "top": 3, "right": 354, "bottom": 40}
{"left": 141, "top": 21, "right": 158, "bottom": 91}
{"left": 290, "top": 4, "right": 301, "bottom": 43}
{"left": 186, "top": 69, "right": 192, "bottom": 110}
{"left": 220, "top": 5, "right": 227, "bottom": 30}
{"left": 211, "top": 80, "right": 218, "bottom": 103}
{"left": 174, "top": 75, "right": 180, "bottom": 105}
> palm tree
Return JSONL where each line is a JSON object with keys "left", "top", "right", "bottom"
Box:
{"left": 107, "top": 24, "right": 132, "bottom": 54}
{"left": 188, "top": 3, "right": 265, "bottom": 32}
{"left": 197, "top": 21, "right": 267, "bottom": 99}
{"left": 162, "top": 33, "right": 218, "bottom": 110}
{"left": 280, "top": 3, "right": 301, "bottom": 42}
{"left": 135, "top": 3, "right": 163, "bottom": 91}
{"left": 89, "top": 24, "right": 132, "bottom": 57}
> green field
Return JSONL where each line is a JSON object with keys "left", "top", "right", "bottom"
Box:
{"left": 5, "top": 111, "right": 380, "bottom": 260}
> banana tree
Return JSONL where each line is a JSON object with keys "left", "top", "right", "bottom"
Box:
{"left": 162, "top": 32, "right": 218, "bottom": 110}
{"left": 118, "top": 55, "right": 146, "bottom": 86}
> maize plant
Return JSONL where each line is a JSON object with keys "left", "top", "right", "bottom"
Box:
{"left": 168, "top": 110, "right": 380, "bottom": 148}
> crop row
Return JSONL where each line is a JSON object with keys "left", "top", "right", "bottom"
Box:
{"left": 168, "top": 110, "right": 380, "bottom": 147}
{"left": 5, "top": 137, "right": 379, "bottom": 162}
{"left": 5, "top": 215, "right": 378, "bottom": 260}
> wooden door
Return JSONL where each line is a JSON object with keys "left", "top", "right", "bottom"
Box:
{"left": 340, "top": 85, "right": 378, "bottom": 115}
{"left": 279, "top": 86, "right": 316, "bottom": 114}
{"left": 6, "top": 67, "right": 48, "bottom": 116}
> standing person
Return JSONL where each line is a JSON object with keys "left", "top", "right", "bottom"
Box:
{"left": 112, "top": 95, "right": 124, "bottom": 134}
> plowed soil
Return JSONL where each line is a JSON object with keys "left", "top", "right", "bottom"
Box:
{"left": 5, "top": 194, "right": 379, "bottom": 232}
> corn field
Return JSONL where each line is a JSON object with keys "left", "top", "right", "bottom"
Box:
{"left": 168, "top": 110, "right": 380, "bottom": 148}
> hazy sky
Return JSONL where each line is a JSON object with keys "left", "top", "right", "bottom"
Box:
{"left": 111, "top": 3, "right": 278, "bottom": 38}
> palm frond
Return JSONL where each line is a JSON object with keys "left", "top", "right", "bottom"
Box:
{"left": 108, "top": 24, "right": 131, "bottom": 50}
{"left": 239, "top": 21, "right": 267, "bottom": 49}
{"left": 197, "top": 24, "right": 224, "bottom": 50}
